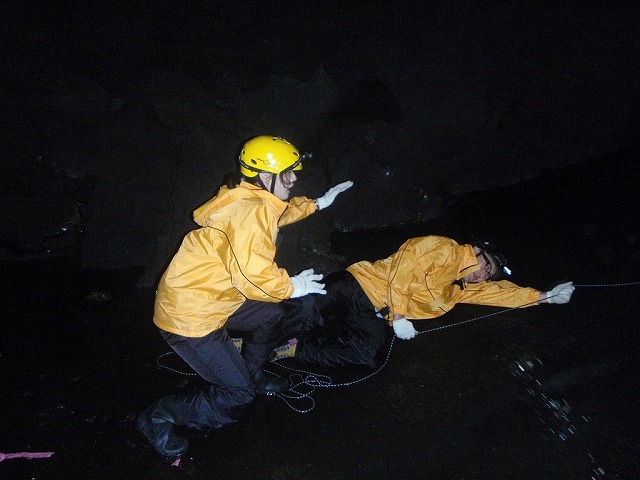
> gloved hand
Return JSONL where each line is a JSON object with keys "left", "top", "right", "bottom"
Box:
{"left": 392, "top": 318, "right": 417, "bottom": 340}
{"left": 290, "top": 269, "right": 326, "bottom": 298}
{"left": 315, "top": 181, "right": 354, "bottom": 210}
{"left": 546, "top": 281, "right": 575, "bottom": 304}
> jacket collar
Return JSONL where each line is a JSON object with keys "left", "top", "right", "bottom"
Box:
{"left": 239, "top": 181, "right": 289, "bottom": 216}
{"left": 192, "top": 181, "right": 287, "bottom": 226}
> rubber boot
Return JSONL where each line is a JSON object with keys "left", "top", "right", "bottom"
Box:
{"left": 136, "top": 396, "right": 189, "bottom": 457}
{"left": 253, "top": 369, "right": 289, "bottom": 395}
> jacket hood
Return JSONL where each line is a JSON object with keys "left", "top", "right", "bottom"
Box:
{"left": 457, "top": 244, "right": 481, "bottom": 280}
{"left": 192, "top": 181, "right": 288, "bottom": 226}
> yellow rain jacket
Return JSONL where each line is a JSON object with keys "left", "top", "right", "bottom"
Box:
{"left": 347, "top": 235, "right": 541, "bottom": 322}
{"left": 153, "top": 181, "right": 317, "bottom": 337}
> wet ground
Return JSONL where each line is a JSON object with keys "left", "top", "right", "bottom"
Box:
{"left": 2, "top": 144, "right": 639, "bottom": 479}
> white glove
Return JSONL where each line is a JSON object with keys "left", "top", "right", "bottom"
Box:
{"left": 392, "top": 318, "right": 417, "bottom": 340}
{"left": 315, "top": 181, "right": 354, "bottom": 210}
{"left": 546, "top": 281, "right": 575, "bottom": 304}
{"left": 290, "top": 268, "right": 326, "bottom": 298}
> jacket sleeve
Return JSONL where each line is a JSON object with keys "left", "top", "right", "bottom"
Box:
{"left": 278, "top": 196, "right": 317, "bottom": 227}
{"left": 220, "top": 201, "right": 294, "bottom": 302}
{"left": 458, "top": 280, "right": 541, "bottom": 308}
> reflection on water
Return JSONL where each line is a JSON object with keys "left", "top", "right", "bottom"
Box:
{"left": 509, "top": 353, "right": 609, "bottom": 478}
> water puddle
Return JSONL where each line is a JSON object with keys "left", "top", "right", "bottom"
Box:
{"left": 508, "top": 353, "right": 615, "bottom": 479}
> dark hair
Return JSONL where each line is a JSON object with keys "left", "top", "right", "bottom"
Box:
{"left": 221, "top": 171, "right": 258, "bottom": 189}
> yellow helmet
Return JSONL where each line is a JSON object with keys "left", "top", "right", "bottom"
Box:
{"left": 238, "top": 136, "right": 303, "bottom": 178}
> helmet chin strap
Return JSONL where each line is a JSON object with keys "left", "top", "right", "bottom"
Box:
{"left": 256, "top": 173, "right": 278, "bottom": 194}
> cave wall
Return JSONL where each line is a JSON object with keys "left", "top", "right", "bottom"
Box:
{"left": 1, "top": 0, "right": 638, "bottom": 285}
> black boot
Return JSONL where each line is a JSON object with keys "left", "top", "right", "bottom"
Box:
{"left": 253, "top": 369, "right": 289, "bottom": 395}
{"left": 136, "top": 396, "right": 189, "bottom": 457}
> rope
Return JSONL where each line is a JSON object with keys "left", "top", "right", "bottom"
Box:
{"left": 268, "top": 300, "right": 533, "bottom": 412}
{"left": 155, "top": 280, "right": 640, "bottom": 413}
{"left": 156, "top": 351, "right": 197, "bottom": 376}
{"left": 573, "top": 281, "right": 640, "bottom": 287}
{"left": 267, "top": 337, "right": 398, "bottom": 413}
{"left": 269, "top": 281, "right": 640, "bottom": 412}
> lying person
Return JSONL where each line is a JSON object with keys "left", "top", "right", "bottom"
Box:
{"left": 293, "top": 235, "right": 575, "bottom": 366}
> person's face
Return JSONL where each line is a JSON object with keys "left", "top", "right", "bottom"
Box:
{"left": 259, "top": 170, "right": 297, "bottom": 200}
{"left": 462, "top": 247, "right": 496, "bottom": 283}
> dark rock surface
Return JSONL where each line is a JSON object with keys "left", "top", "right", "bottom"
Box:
{"left": 1, "top": 144, "right": 638, "bottom": 479}
{"left": 2, "top": 1, "right": 639, "bottom": 287}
